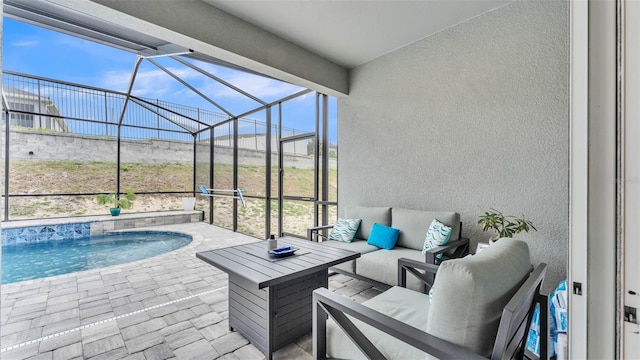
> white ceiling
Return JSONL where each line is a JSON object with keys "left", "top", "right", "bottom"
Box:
{"left": 4, "top": 0, "right": 512, "bottom": 94}
{"left": 204, "top": 0, "right": 511, "bottom": 68}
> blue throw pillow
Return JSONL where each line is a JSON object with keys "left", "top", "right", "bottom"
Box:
{"left": 367, "top": 223, "right": 400, "bottom": 250}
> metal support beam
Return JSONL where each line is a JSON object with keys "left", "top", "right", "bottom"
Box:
{"left": 233, "top": 118, "right": 239, "bottom": 232}
{"left": 117, "top": 56, "right": 144, "bottom": 126}
{"left": 131, "top": 96, "right": 210, "bottom": 128}
{"left": 321, "top": 94, "right": 329, "bottom": 228}
{"left": 277, "top": 103, "right": 283, "bottom": 236}
{"left": 192, "top": 134, "right": 197, "bottom": 197}
{"left": 116, "top": 124, "right": 121, "bottom": 200}
{"left": 314, "top": 93, "right": 320, "bottom": 230}
{"left": 146, "top": 58, "right": 235, "bottom": 118}
{"left": 171, "top": 56, "right": 268, "bottom": 106}
{"left": 2, "top": 92, "right": 11, "bottom": 221}
{"left": 139, "top": 44, "right": 192, "bottom": 59}
{"left": 235, "top": 89, "right": 313, "bottom": 121}
{"left": 209, "top": 127, "right": 214, "bottom": 224}
{"left": 115, "top": 57, "right": 143, "bottom": 197}
{"left": 265, "top": 105, "right": 272, "bottom": 239}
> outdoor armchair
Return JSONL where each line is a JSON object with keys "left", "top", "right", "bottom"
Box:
{"left": 313, "top": 239, "right": 548, "bottom": 360}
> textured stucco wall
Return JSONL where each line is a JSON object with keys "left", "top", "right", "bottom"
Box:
{"left": 339, "top": 0, "right": 568, "bottom": 290}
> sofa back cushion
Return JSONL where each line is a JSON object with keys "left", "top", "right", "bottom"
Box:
{"left": 391, "top": 208, "right": 460, "bottom": 250}
{"left": 426, "top": 239, "right": 531, "bottom": 357}
{"left": 344, "top": 206, "right": 391, "bottom": 241}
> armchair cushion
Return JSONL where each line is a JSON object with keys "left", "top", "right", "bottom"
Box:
{"left": 356, "top": 247, "right": 427, "bottom": 292}
{"left": 326, "top": 286, "right": 437, "bottom": 360}
{"left": 392, "top": 208, "right": 460, "bottom": 250}
{"left": 320, "top": 239, "right": 380, "bottom": 273}
{"left": 328, "top": 218, "right": 361, "bottom": 242}
{"left": 426, "top": 238, "right": 531, "bottom": 357}
{"left": 344, "top": 206, "right": 391, "bottom": 240}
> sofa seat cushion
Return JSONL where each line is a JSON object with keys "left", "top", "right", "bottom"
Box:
{"left": 391, "top": 208, "right": 460, "bottom": 250}
{"left": 345, "top": 206, "right": 391, "bottom": 241}
{"left": 426, "top": 239, "right": 531, "bottom": 357}
{"left": 326, "top": 286, "right": 437, "bottom": 360}
{"left": 355, "top": 247, "right": 426, "bottom": 292}
{"left": 320, "top": 240, "right": 380, "bottom": 273}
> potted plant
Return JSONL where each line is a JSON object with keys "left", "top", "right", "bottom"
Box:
{"left": 477, "top": 208, "right": 537, "bottom": 243}
{"left": 96, "top": 189, "right": 137, "bottom": 216}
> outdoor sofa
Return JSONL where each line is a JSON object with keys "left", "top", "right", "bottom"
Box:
{"left": 307, "top": 206, "right": 469, "bottom": 292}
{"left": 313, "top": 238, "right": 548, "bottom": 360}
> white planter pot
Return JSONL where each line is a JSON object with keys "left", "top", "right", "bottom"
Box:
{"left": 182, "top": 197, "right": 196, "bottom": 211}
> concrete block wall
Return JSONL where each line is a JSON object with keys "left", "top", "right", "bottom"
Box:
{"left": 89, "top": 211, "right": 203, "bottom": 234}
{"left": 7, "top": 129, "right": 334, "bottom": 169}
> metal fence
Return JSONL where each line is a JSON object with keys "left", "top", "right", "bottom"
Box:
{"left": 2, "top": 71, "right": 335, "bottom": 153}
{"left": 1, "top": 72, "right": 337, "bottom": 225}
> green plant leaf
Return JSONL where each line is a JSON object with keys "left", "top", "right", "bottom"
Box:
{"left": 478, "top": 208, "right": 537, "bottom": 238}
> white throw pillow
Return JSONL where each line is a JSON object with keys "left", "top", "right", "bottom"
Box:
{"left": 328, "top": 218, "right": 361, "bottom": 242}
{"left": 422, "top": 218, "right": 452, "bottom": 257}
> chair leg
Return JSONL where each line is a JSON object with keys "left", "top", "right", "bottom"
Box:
{"left": 313, "top": 294, "right": 327, "bottom": 360}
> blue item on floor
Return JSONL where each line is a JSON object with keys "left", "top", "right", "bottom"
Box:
{"left": 526, "top": 279, "right": 567, "bottom": 358}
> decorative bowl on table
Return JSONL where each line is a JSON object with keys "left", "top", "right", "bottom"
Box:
{"left": 269, "top": 246, "right": 298, "bottom": 258}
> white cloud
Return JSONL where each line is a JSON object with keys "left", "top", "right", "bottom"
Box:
{"left": 11, "top": 40, "right": 39, "bottom": 47}
{"left": 213, "top": 73, "right": 304, "bottom": 100}
{"left": 186, "top": 59, "right": 220, "bottom": 77}
{"left": 99, "top": 65, "right": 213, "bottom": 98}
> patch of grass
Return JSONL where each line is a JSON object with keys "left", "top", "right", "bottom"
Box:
{"left": 10, "top": 201, "right": 50, "bottom": 217}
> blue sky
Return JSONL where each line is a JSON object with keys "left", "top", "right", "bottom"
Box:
{"left": 3, "top": 18, "right": 336, "bottom": 135}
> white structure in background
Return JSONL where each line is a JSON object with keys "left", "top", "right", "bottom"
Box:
{"left": 1, "top": 85, "right": 69, "bottom": 132}
{"left": 214, "top": 133, "right": 336, "bottom": 157}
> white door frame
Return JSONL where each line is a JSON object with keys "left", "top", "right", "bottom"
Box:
{"left": 568, "top": 1, "right": 588, "bottom": 357}
{"left": 622, "top": 0, "right": 640, "bottom": 357}
{"left": 570, "top": 1, "right": 634, "bottom": 358}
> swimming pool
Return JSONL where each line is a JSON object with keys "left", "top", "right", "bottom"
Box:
{"left": 1, "top": 231, "right": 192, "bottom": 284}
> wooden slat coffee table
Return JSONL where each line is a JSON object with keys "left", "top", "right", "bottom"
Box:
{"left": 196, "top": 236, "right": 360, "bottom": 359}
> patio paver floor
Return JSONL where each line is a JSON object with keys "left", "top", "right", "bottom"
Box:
{"left": 1, "top": 222, "right": 383, "bottom": 360}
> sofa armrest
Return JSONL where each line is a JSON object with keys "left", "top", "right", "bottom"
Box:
{"left": 424, "top": 237, "right": 470, "bottom": 264}
{"left": 313, "top": 287, "right": 485, "bottom": 360}
{"left": 397, "top": 258, "right": 440, "bottom": 291}
{"left": 307, "top": 225, "right": 335, "bottom": 241}
{"left": 416, "top": 237, "right": 470, "bottom": 290}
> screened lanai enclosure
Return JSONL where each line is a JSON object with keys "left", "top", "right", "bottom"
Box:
{"left": 1, "top": 54, "right": 338, "bottom": 240}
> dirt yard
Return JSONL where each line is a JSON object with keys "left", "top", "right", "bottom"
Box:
{"left": 5, "top": 160, "right": 337, "bottom": 238}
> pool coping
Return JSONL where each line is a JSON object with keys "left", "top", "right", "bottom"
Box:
{"left": 1, "top": 210, "right": 204, "bottom": 247}
{"left": 0, "top": 210, "right": 203, "bottom": 229}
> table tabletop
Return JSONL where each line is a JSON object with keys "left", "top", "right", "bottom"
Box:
{"left": 196, "top": 236, "right": 360, "bottom": 289}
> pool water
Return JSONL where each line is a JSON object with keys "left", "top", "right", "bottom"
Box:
{"left": 1, "top": 231, "right": 192, "bottom": 284}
